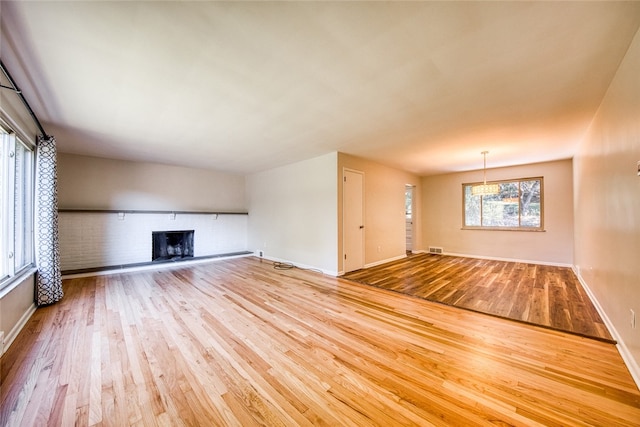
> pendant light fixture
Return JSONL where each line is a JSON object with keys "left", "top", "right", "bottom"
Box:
{"left": 471, "top": 151, "right": 500, "bottom": 196}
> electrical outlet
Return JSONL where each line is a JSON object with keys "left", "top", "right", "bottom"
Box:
{"left": 631, "top": 309, "right": 636, "bottom": 329}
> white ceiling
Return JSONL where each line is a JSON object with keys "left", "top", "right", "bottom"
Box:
{"left": 1, "top": 1, "right": 639, "bottom": 176}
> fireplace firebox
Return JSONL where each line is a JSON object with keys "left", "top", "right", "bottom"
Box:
{"left": 152, "top": 230, "right": 194, "bottom": 261}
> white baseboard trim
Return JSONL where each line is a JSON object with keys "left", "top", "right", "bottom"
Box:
{"left": 443, "top": 252, "right": 572, "bottom": 268}
{"left": 2, "top": 302, "right": 36, "bottom": 356}
{"left": 364, "top": 254, "right": 407, "bottom": 269}
{"left": 572, "top": 266, "right": 640, "bottom": 390}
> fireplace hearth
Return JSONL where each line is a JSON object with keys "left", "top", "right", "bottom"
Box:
{"left": 152, "top": 230, "right": 194, "bottom": 261}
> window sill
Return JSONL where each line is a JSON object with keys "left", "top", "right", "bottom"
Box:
{"left": 0, "top": 266, "right": 37, "bottom": 299}
{"left": 461, "top": 227, "right": 546, "bottom": 232}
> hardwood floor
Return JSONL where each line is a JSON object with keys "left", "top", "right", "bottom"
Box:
{"left": 343, "top": 253, "right": 613, "bottom": 342}
{"left": 1, "top": 256, "right": 638, "bottom": 426}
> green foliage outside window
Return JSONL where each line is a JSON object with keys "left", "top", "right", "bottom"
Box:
{"left": 463, "top": 178, "right": 543, "bottom": 230}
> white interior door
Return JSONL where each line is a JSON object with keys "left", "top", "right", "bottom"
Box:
{"left": 343, "top": 169, "right": 364, "bottom": 273}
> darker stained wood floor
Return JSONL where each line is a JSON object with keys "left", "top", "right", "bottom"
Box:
{"left": 343, "top": 253, "right": 614, "bottom": 342}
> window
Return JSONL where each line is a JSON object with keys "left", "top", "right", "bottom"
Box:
{"left": 463, "top": 177, "right": 543, "bottom": 231}
{"left": 0, "top": 125, "right": 34, "bottom": 289}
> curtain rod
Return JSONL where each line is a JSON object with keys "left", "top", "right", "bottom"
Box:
{"left": 0, "top": 59, "right": 49, "bottom": 139}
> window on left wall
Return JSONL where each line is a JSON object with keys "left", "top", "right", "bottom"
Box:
{"left": 0, "top": 124, "right": 34, "bottom": 290}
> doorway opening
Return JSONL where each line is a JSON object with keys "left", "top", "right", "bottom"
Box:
{"left": 405, "top": 185, "right": 414, "bottom": 254}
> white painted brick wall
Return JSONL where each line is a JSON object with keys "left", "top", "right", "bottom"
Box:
{"left": 59, "top": 212, "right": 248, "bottom": 271}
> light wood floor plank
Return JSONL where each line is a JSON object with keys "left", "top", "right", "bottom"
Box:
{"left": 1, "top": 256, "right": 639, "bottom": 426}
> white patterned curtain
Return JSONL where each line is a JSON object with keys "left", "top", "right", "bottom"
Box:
{"left": 34, "top": 135, "right": 63, "bottom": 305}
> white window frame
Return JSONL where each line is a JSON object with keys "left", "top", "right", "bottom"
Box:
{"left": 0, "top": 124, "right": 35, "bottom": 290}
{"left": 462, "top": 177, "right": 544, "bottom": 231}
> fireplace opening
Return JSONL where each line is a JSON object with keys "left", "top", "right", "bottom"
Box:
{"left": 152, "top": 230, "right": 194, "bottom": 262}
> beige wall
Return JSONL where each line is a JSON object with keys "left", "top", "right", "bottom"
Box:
{"left": 421, "top": 159, "right": 574, "bottom": 265}
{"left": 0, "top": 272, "right": 35, "bottom": 355}
{"left": 58, "top": 153, "right": 246, "bottom": 211}
{"left": 574, "top": 27, "right": 640, "bottom": 380}
{"left": 246, "top": 152, "right": 338, "bottom": 274}
{"left": 338, "top": 153, "right": 422, "bottom": 273}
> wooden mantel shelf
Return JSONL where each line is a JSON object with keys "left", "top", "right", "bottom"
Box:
{"left": 58, "top": 209, "right": 248, "bottom": 215}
